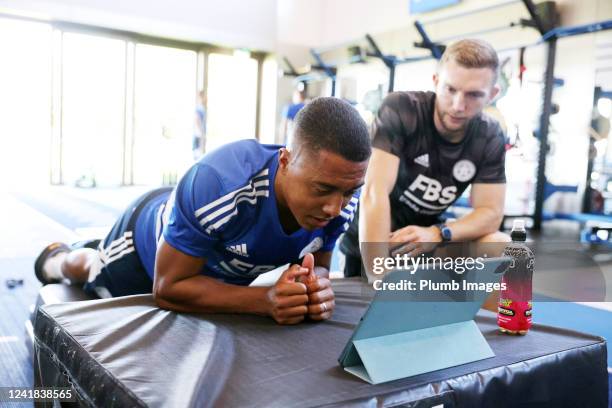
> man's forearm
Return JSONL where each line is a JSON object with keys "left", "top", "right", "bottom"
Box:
{"left": 448, "top": 207, "right": 503, "bottom": 241}
{"left": 154, "top": 274, "right": 270, "bottom": 315}
{"left": 359, "top": 194, "right": 392, "bottom": 281}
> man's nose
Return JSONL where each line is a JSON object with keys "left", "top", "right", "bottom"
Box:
{"left": 322, "top": 194, "right": 345, "bottom": 218}
{"left": 452, "top": 93, "right": 466, "bottom": 112}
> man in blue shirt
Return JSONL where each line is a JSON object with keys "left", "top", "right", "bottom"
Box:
{"left": 280, "top": 87, "right": 307, "bottom": 147}
{"left": 35, "top": 97, "right": 371, "bottom": 325}
{"left": 192, "top": 89, "right": 207, "bottom": 161}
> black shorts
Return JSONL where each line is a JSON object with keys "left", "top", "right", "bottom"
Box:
{"left": 83, "top": 188, "right": 172, "bottom": 298}
{"left": 342, "top": 252, "right": 366, "bottom": 279}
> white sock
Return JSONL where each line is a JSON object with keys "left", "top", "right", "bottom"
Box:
{"left": 87, "top": 256, "right": 103, "bottom": 283}
{"left": 42, "top": 252, "right": 67, "bottom": 281}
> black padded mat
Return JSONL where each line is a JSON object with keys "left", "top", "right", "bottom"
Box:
{"left": 33, "top": 279, "right": 608, "bottom": 407}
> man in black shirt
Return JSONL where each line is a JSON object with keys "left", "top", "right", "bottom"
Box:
{"left": 341, "top": 39, "right": 509, "bottom": 280}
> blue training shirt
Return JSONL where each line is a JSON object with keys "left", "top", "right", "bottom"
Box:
{"left": 134, "top": 140, "right": 358, "bottom": 285}
{"left": 284, "top": 103, "right": 305, "bottom": 120}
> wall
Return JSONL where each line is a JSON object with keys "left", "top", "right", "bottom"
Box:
{"left": 0, "top": 0, "right": 277, "bottom": 50}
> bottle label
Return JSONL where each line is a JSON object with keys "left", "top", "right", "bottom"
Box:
{"left": 498, "top": 299, "right": 532, "bottom": 332}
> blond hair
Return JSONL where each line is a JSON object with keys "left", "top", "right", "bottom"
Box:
{"left": 438, "top": 39, "right": 499, "bottom": 81}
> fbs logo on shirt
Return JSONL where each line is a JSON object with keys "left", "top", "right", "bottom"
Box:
{"left": 406, "top": 174, "right": 457, "bottom": 206}
{"left": 226, "top": 243, "right": 248, "bottom": 257}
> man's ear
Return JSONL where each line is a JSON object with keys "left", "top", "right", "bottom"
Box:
{"left": 278, "top": 147, "right": 291, "bottom": 171}
{"left": 488, "top": 84, "right": 501, "bottom": 104}
{"left": 432, "top": 73, "right": 439, "bottom": 89}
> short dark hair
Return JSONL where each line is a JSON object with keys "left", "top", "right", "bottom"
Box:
{"left": 293, "top": 97, "right": 371, "bottom": 162}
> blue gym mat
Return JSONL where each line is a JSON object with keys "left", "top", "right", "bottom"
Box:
{"left": 535, "top": 302, "right": 612, "bottom": 367}
{"left": 535, "top": 302, "right": 612, "bottom": 407}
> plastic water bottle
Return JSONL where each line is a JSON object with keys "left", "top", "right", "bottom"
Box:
{"left": 498, "top": 220, "right": 534, "bottom": 335}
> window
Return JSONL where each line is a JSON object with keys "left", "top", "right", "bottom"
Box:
{"left": 0, "top": 16, "right": 265, "bottom": 189}
{"left": 61, "top": 32, "right": 126, "bottom": 187}
{"left": 206, "top": 52, "right": 258, "bottom": 152}
{"left": 132, "top": 44, "right": 198, "bottom": 186}
{"left": 0, "top": 18, "right": 52, "bottom": 188}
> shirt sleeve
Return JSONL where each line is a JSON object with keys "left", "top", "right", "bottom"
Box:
{"left": 473, "top": 124, "right": 507, "bottom": 183}
{"left": 371, "top": 92, "right": 408, "bottom": 157}
{"left": 163, "top": 164, "right": 225, "bottom": 258}
{"left": 320, "top": 193, "right": 360, "bottom": 252}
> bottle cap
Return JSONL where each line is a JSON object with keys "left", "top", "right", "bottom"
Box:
{"left": 511, "top": 219, "right": 527, "bottom": 241}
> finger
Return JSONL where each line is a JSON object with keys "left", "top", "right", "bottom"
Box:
{"left": 276, "top": 305, "right": 308, "bottom": 318}
{"left": 308, "top": 288, "right": 334, "bottom": 304}
{"left": 276, "top": 293, "right": 309, "bottom": 308}
{"left": 275, "top": 282, "right": 307, "bottom": 296}
{"left": 301, "top": 253, "right": 315, "bottom": 272}
{"left": 305, "top": 277, "right": 331, "bottom": 293}
{"left": 409, "top": 246, "right": 426, "bottom": 257}
{"left": 390, "top": 242, "right": 417, "bottom": 256}
{"left": 278, "top": 264, "right": 310, "bottom": 283}
{"left": 390, "top": 233, "right": 418, "bottom": 244}
{"left": 308, "top": 311, "right": 332, "bottom": 321}
{"left": 308, "top": 298, "right": 335, "bottom": 315}
{"left": 277, "top": 315, "right": 305, "bottom": 325}
{"left": 302, "top": 253, "right": 317, "bottom": 283}
{"left": 389, "top": 226, "right": 416, "bottom": 239}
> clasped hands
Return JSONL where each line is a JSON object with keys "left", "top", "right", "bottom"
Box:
{"left": 266, "top": 253, "right": 334, "bottom": 325}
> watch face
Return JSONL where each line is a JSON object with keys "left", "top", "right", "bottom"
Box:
{"left": 441, "top": 226, "right": 452, "bottom": 241}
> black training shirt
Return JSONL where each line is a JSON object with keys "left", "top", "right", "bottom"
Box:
{"left": 341, "top": 91, "right": 506, "bottom": 257}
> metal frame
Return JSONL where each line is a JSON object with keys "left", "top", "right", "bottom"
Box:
{"left": 532, "top": 37, "right": 557, "bottom": 229}
{"left": 282, "top": 52, "right": 338, "bottom": 97}
{"left": 310, "top": 49, "right": 338, "bottom": 97}
{"left": 523, "top": 0, "right": 553, "bottom": 230}
{"left": 532, "top": 19, "right": 612, "bottom": 229}
{"left": 412, "top": 0, "right": 547, "bottom": 60}
{"left": 342, "top": 34, "right": 430, "bottom": 94}
{"left": 253, "top": 52, "right": 267, "bottom": 140}
{"left": 413, "top": 20, "right": 444, "bottom": 59}
{"left": 365, "top": 34, "right": 398, "bottom": 93}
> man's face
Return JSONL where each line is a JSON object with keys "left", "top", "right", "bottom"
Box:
{"left": 280, "top": 148, "right": 368, "bottom": 231}
{"left": 433, "top": 59, "right": 499, "bottom": 135}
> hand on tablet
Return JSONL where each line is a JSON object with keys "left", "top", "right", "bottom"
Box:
{"left": 389, "top": 225, "right": 440, "bottom": 257}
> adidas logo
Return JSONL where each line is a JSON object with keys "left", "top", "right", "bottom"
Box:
{"left": 226, "top": 243, "right": 248, "bottom": 257}
{"left": 414, "top": 153, "right": 429, "bottom": 168}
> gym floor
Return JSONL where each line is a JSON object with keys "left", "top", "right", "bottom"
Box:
{"left": 1, "top": 187, "right": 611, "bottom": 407}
